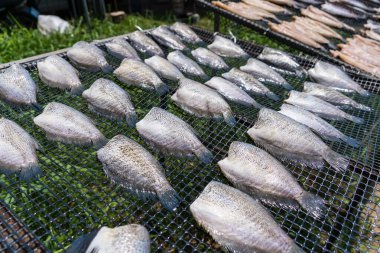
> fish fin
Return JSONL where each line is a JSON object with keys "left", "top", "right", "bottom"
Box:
{"left": 19, "top": 165, "right": 42, "bottom": 182}
{"left": 348, "top": 115, "right": 364, "bottom": 124}
{"left": 223, "top": 111, "right": 236, "bottom": 126}
{"left": 157, "top": 187, "right": 180, "bottom": 211}
{"left": 101, "top": 64, "right": 113, "bottom": 74}
{"left": 323, "top": 149, "right": 349, "bottom": 172}
{"left": 200, "top": 73, "right": 210, "bottom": 81}
{"left": 266, "top": 92, "right": 280, "bottom": 101}
{"left": 298, "top": 192, "right": 326, "bottom": 219}
{"left": 126, "top": 112, "right": 138, "bottom": 127}
{"left": 93, "top": 136, "right": 108, "bottom": 150}
{"left": 341, "top": 135, "right": 360, "bottom": 148}
{"left": 352, "top": 103, "right": 372, "bottom": 112}
{"left": 194, "top": 146, "right": 213, "bottom": 164}
{"left": 282, "top": 82, "right": 294, "bottom": 91}
{"left": 31, "top": 103, "right": 43, "bottom": 111}
{"left": 289, "top": 244, "right": 305, "bottom": 253}
{"left": 155, "top": 83, "right": 170, "bottom": 96}
{"left": 358, "top": 89, "right": 370, "bottom": 97}
{"left": 66, "top": 229, "right": 100, "bottom": 253}
{"left": 70, "top": 86, "right": 85, "bottom": 96}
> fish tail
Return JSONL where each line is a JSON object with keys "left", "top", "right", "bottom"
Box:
{"left": 157, "top": 186, "right": 180, "bottom": 211}
{"left": 266, "top": 92, "right": 280, "bottom": 101}
{"left": 194, "top": 146, "right": 213, "bottom": 164}
{"left": 298, "top": 192, "right": 326, "bottom": 219}
{"left": 223, "top": 111, "right": 236, "bottom": 126}
{"left": 19, "top": 165, "right": 42, "bottom": 182}
{"left": 341, "top": 135, "right": 361, "bottom": 148}
{"left": 31, "top": 103, "right": 43, "bottom": 111}
{"left": 156, "top": 83, "right": 170, "bottom": 96}
{"left": 323, "top": 149, "right": 349, "bottom": 172}
{"left": 101, "top": 64, "right": 113, "bottom": 74}
{"left": 348, "top": 115, "right": 364, "bottom": 124}
{"left": 93, "top": 136, "right": 108, "bottom": 150}
{"left": 352, "top": 103, "right": 372, "bottom": 112}
{"left": 66, "top": 229, "right": 100, "bottom": 253}
{"left": 357, "top": 88, "right": 370, "bottom": 97}
{"left": 70, "top": 85, "right": 85, "bottom": 96}
{"left": 126, "top": 112, "right": 138, "bottom": 127}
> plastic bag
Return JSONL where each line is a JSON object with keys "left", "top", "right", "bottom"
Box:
{"left": 38, "top": 15, "right": 71, "bottom": 35}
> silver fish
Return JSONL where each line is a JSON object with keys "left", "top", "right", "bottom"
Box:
{"left": 0, "top": 118, "right": 41, "bottom": 181}
{"left": 37, "top": 55, "right": 83, "bottom": 95}
{"left": 303, "top": 82, "right": 371, "bottom": 112}
{"left": 113, "top": 59, "right": 169, "bottom": 96}
{"left": 285, "top": 91, "right": 363, "bottom": 124}
{"left": 82, "top": 78, "right": 137, "bottom": 127}
{"left": 190, "top": 181, "right": 305, "bottom": 253}
{"left": 136, "top": 107, "right": 213, "bottom": 164}
{"left": 207, "top": 35, "right": 249, "bottom": 59}
{"left": 0, "top": 64, "right": 39, "bottom": 108}
{"left": 280, "top": 104, "right": 359, "bottom": 148}
{"left": 240, "top": 58, "right": 293, "bottom": 90}
{"left": 257, "top": 47, "right": 305, "bottom": 77}
{"left": 321, "top": 2, "right": 367, "bottom": 19}
{"left": 33, "top": 102, "right": 107, "bottom": 149}
{"left": 150, "top": 26, "right": 187, "bottom": 51}
{"left": 191, "top": 47, "right": 229, "bottom": 70}
{"left": 308, "top": 61, "right": 369, "bottom": 96}
{"left": 218, "top": 141, "right": 326, "bottom": 218}
{"left": 105, "top": 38, "right": 141, "bottom": 61}
{"left": 247, "top": 108, "right": 349, "bottom": 172}
{"left": 144, "top": 55, "right": 184, "bottom": 82}
{"left": 97, "top": 134, "right": 180, "bottom": 210}
{"left": 167, "top": 50, "right": 208, "bottom": 80}
{"left": 67, "top": 41, "right": 112, "bottom": 73}
{"left": 222, "top": 68, "right": 280, "bottom": 101}
{"left": 171, "top": 78, "right": 236, "bottom": 126}
{"left": 205, "top": 77, "right": 263, "bottom": 108}
{"left": 169, "top": 22, "right": 204, "bottom": 45}
{"left": 127, "top": 30, "right": 164, "bottom": 57}
{"left": 66, "top": 224, "right": 150, "bottom": 253}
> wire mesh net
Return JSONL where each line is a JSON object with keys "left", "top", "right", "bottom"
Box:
{"left": 195, "top": 0, "right": 377, "bottom": 79}
{"left": 0, "top": 27, "right": 379, "bottom": 252}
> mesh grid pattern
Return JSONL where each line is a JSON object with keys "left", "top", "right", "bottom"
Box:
{"left": 195, "top": 0, "right": 377, "bottom": 80}
{"left": 0, "top": 27, "right": 379, "bottom": 252}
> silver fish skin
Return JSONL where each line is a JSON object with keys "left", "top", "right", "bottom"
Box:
{"left": 190, "top": 181, "right": 305, "bottom": 253}
{"left": 308, "top": 61, "right": 369, "bottom": 96}
{"left": 136, "top": 107, "right": 213, "bottom": 164}
{"left": 171, "top": 78, "right": 236, "bottom": 126}
{"left": 191, "top": 47, "right": 229, "bottom": 70}
{"left": 169, "top": 22, "right": 204, "bottom": 45}
{"left": 207, "top": 35, "right": 249, "bottom": 59}
{"left": 0, "top": 64, "right": 39, "bottom": 108}
{"left": 303, "top": 82, "right": 371, "bottom": 112}
{"left": 37, "top": 55, "right": 83, "bottom": 95}
{"left": 257, "top": 47, "right": 305, "bottom": 77}
{"left": 97, "top": 134, "right": 180, "bottom": 211}
{"left": 144, "top": 55, "right": 184, "bottom": 82}
{"left": 218, "top": 141, "right": 326, "bottom": 219}
{"left": 0, "top": 118, "right": 41, "bottom": 181}
{"left": 279, "top": 104, "right": 359, "bottom": 148}
{"left": 240, "top": 58, "right": 293, "bottom": 90}
{"left": 321, "top": 2, "right": 367, "bottom": 19}
{"left": 82, "top": 78, "right": 137, "bottom": 127}
{"left": 150, "top": 26, "right": 188, "bottom": 51}
{"left": 285, "top": 91, "right": 364, "bottom": 124}
{"left": 67, "top": 224, "right": 150, "bottom": 253}
{"left": 247, "top": 108, "right": 349, "bottom": 172}
{"left": 33, "top": 102, "right": 107, "bottom": 149}
{"left": 67, "top": 41, "right": 112, "bottom": 73}
{"left": 105, "top": 38, "right": 141, "bottom": 61}
{"left": 205, "top": 77, "right": 263, "bottom": 108}
{"left": 127, "top": 30, "right": 164, "bottom": 57}
{"left": 167, "top": 51, "right": 209, "bottom": 80}
{"left": 222, "top": 68, "right": 280, "bottom": 101}
{"left": 114, "top": 59, "right": 169, "bottom": 96}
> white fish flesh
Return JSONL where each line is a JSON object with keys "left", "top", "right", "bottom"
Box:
{"left": 144, "top": 55, "right": 184, "bottom": 82}
{"left": 150, "top": 26, "right": 187, "bottom": 51}
{"left": 191, "top": 47, "right": 229, "bottom": 70}
{"left": 207, "top": 35, "right": 249, "bottom": 59}
{"left": 127, "top": 30, "right": 164, "bottom": 57}
{"left": 169, "top": 22, "right": 204, "bottom": 44}
{"left": 105, "top": 38, "right": 141, "bottom": 61}
{"left": 167, "top": 50, "right": 208, "bottom": 80}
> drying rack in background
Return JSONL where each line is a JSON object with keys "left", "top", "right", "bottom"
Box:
{"left": 194, "top": 0, "right": 377, "bottom": 79}
{"left": 0, "top": 27, "right": 379, "bottom": 252}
